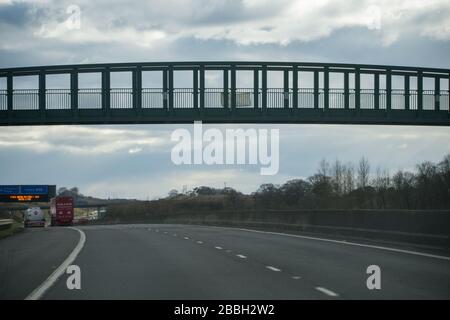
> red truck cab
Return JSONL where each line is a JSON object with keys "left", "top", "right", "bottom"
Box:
{"left": 50, "top": 196, "right": 74, "bottom": 226}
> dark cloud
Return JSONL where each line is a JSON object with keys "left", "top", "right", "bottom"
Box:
{"left": 0, "top": 2, "right": 30, "bottom": 26}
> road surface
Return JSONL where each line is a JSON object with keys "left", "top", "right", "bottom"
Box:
{"left": 1, "top": 224, "right": 449, "bottom": 299}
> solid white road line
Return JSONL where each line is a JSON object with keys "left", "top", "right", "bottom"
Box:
{"left": 292, "top": 276, "right": 302, "bottom": 280}
{"left": 25, "top": 227, "right": 86, "bottom": 300}
{"left": 232, "top": 228, "right": 450, "bottom": 261}
{"left": 315, "top": 287, "right": 339, "bottom": 297}
{"left": 236, "top": 254, "right": 247, "bottom": 259}
{"left": 266, "top": 266, "right": 281, "bottom": 272}
{"left": 215, "top": 246, "right": 223, "bottom": 250}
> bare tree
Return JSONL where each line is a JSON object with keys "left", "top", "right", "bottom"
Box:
{"left": 374, "top": 166, "right": 391, "bottom": 208}
{"left": 438, "top": 154, "right": 450, "bottom": 207}
{"left": 374, "top": 167, "right": 390, "bottom": 190}
{"left": 416, "top": 161, "right": 438, "bottom": 208}
{"left": 318, "top": 158, "right": 330, "bottom": 181}
{"left": 392, "top": 170, "right": 415, "bottom": 209}
{"left": 331, "top": 159, "right": 344, "bottom": 195}
{"left": 343, "top": 163, "right": 355, "bottom": 194}
{"left": 357, "top": 156, "right": 370, "bottom": 189}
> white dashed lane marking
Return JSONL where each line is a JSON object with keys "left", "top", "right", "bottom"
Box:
{"left": 266, "top": 266, "right": 281, "bottom": 272}
{"left": 315, "top": 287, "right": 339, "bottom": 297}
{"left": 152, "top": 227, "right": 344, "bottom": 297}
{"left": 164, "top": 229, "right": 340, "bottom": 297}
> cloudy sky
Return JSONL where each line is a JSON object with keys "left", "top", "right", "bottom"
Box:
{"left": 0, "top": 0, "right": 449, "bottom": 199}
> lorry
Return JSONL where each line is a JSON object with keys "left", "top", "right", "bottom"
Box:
{"left": 50, "top": 196, "right": 74, "bottom": 226}
{"left": 24, "top": 207, "right": 45, "bottom": 227}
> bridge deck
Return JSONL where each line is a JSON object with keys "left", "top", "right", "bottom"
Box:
{"left": 0, "top": 62, "right": 449, "bottom": 126}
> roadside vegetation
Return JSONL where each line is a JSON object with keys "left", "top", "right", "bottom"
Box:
{"left": 103, "top": 154, "right": 450, "bottom": 221}
{"left": 0, "top": 211, "right": 24, "bottom": 240}
{"left": 4, "top": 154, "right": 447, "bottom": 226}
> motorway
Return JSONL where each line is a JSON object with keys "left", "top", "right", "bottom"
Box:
{"left": 1, "top": 224, "right": 449, "bottom": 300}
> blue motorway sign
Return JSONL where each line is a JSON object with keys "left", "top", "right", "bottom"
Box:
{"left": 0, "top": 185, "right": 21, "bottom": 194}
{"left": 21, "top": 185, "right": 48, "bottom": 195}
{"left": 0, "top": 185, "right": 49, "bottom": 195}
{"left": 0, "top": 185, "right": 56, "bottom": 202}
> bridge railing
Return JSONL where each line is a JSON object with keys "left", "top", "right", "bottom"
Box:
{"left": 0, "top": 89, "right": 7, "bottom": 110}
{"left": 46, "top": 89, "right": 71, "bottom": 110}
{"left": 110, "top": 88, "right": 133, "bottom": 109}
{"left": 78, "top": 88, "right": 102, "bottom": 109}
{"left": 142, "top": 88, "right": 164, "bottom": 108}
{"left": 12, "top": 89, "right": 39, "bottom": 110}
{"left": 0, "top": 61, "right": 449, "bottom": 125}
{"left": 1, "top": 88, "right": 449, "bottom": 111}
{"left": 204, "top": 88, "right": 223, "bottom": 108}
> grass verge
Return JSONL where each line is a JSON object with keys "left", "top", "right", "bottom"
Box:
{"left": 0, "top": 221, "right": 24, "bottom": 240}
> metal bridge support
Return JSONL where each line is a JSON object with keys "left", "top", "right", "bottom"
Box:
{"left": 374, "top": 73, "right": 380, "bottom": 110}
{"left": 448, "top": 72, "right": 450, "bottom": 112}
{"left": 386, "top": 69, "right": 392, "bottom": 111}
{"left": 102, "top": 68, "right": 110, "bottom": 114}
{"left": 199, "top": 66, "right": 205, "bottom": 110}
{"left": 223, "top": 69, "right": 228, "bottom": 109}
{"left": 7, "top": 72, "right": 12, "bottom": 113}
{"left": 162, "top": 68, "right": 168, "bottom": 110}
{"left": 435, "top": 77, "right": 440, "bottom": 111}
{"left": 292, "top": 66, "right": 298, "bottom": 109}
{"left": 168, "top": 65, "right": 174, "bottom": 112}
{"left": 253, "top": 69, "right": 259, "bottom": 109}
{"left": 313, "top": 70, "right": 319, "bottom": 109}
{"left": 355, "top": 68, "right": 360, "bottom": 110}
{"left": 418, "top": 71, "right": 423, "bottom": 111}
{"left": 262, "top": 65, "right": 267, "bottom": 113}
{"left": 324, "top": 67, "right": 329, "bottom": 110}
{"left": 283, "top": 69, "right": 289, "bottom": 109}
{"left": 70, "top": 70, "right": 78, "bottom": 111}
{"left": 133, "top": 66, "right": 142, "bottom": 111}
{"left": 231, "top": 65, "right": 236, "bottom": 111}
{"left": 39, "top": 71, "right": 46, "bottom": 117}
{"left": 404, "top": 75, "right": 410, "bottom": 110}
{"left": 193, "top": 68, "right": 199, "bottom": 109}
{"left": 344, "top": 71, "right": 349, "bottom": 110}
